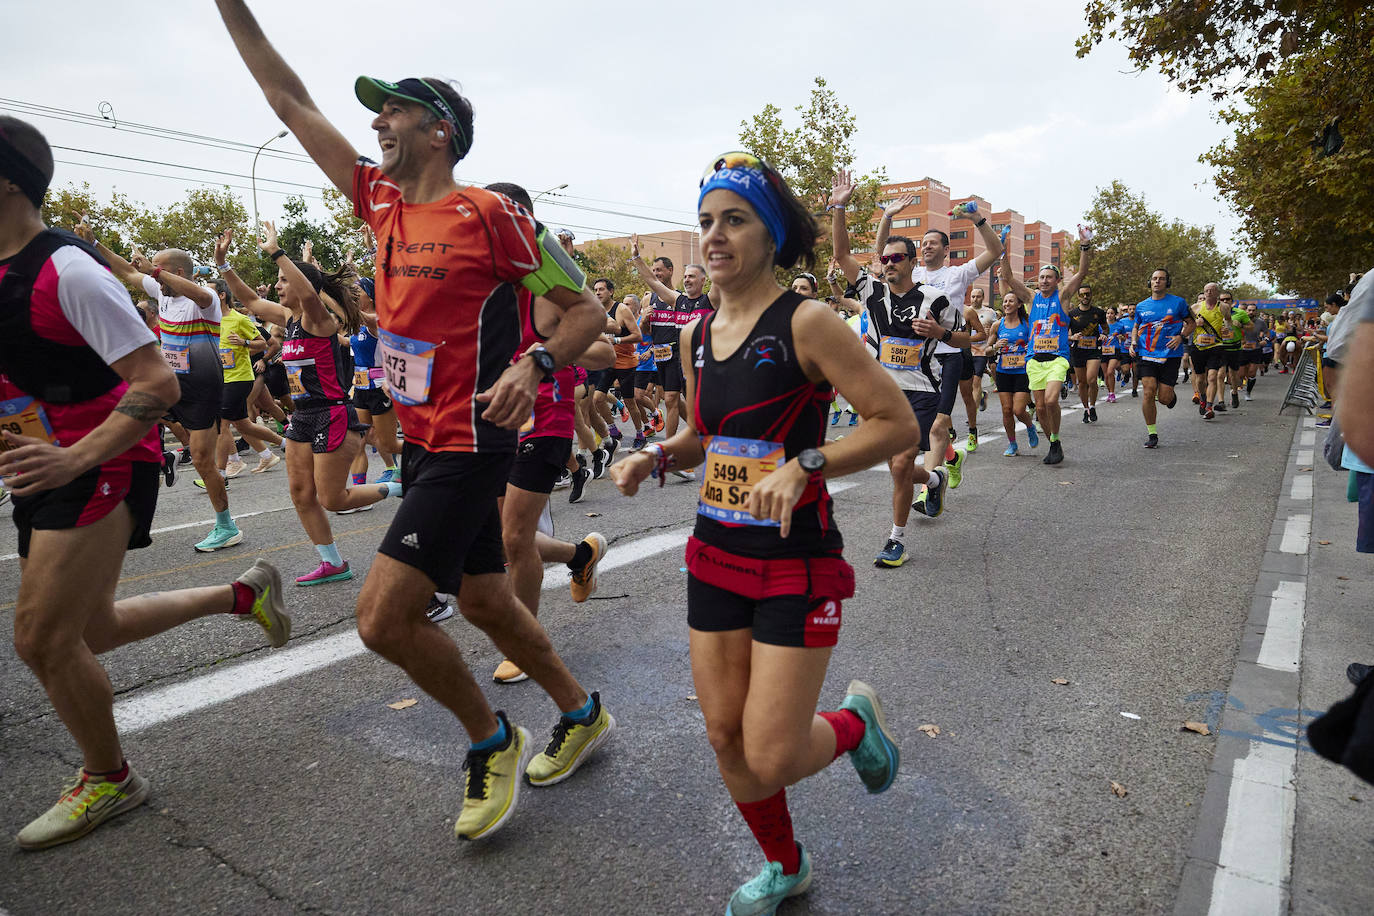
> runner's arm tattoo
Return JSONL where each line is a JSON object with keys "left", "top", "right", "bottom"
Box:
{"left": 113, "top": 389, "right": 171, "bottom": 423}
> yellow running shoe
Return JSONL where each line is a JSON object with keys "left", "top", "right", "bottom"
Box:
{"left": 235, "top": 559, "right": 291, "bottom": 649}
{"left": 17, "top": 766, "right": 149, "bottom": 850}
{"left": 569, "top": 532, "right": 608, "bottom": 603}
{"left": 455, "top": 714, "right": 533, "bottom": 841}
{"left": 525, "top": 692, "right": 616, "bottom": 787}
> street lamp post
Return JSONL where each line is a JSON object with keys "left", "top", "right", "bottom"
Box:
{"left": 533, "top": 182, "right": 568, "bottom": 203}
{"left": 251, "top": 129, "right": 289, "bottom": 232}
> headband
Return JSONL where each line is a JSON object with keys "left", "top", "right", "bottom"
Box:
{"left": 698, "top": 166, "right": 787, "bottom": 253}
{"left": 0, "top": 129, "right": 49, "bottom": 209}
{"left": 357, "top": 276, "right": 375, "bottom": 298}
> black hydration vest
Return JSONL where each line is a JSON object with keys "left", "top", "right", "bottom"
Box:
{"left": 0, "top": 229, "right": 124, "bottom": 404}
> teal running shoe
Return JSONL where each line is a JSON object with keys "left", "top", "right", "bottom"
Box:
{"left": 1026, "top": 423, "right": 1040, "bottom": 448}
{"left": 194, "top": 525, "right": 242, "bottom": 553}
{"left": 377, "top": 468, "right": 396, "bottom": 484}
{"left": 726, "top": 845, "right": 813, "bottom": 916}
{"left": 839, "top": 680, "right": 900, "bottom": 793}
{"left": 1002, "top": 443, "right": 1018, "bottom": 457}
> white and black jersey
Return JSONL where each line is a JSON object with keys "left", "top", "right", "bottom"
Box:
{"left": 854, "top": 274, "right": 953, "bottom": 393}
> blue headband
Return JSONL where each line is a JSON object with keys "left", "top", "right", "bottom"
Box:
{"left": 698, "top": 166, "right": 787, "bottom": 253}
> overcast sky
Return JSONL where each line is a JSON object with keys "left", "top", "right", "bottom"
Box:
{"left": 3, "top": 0, "right": 1266, "bottom": 287}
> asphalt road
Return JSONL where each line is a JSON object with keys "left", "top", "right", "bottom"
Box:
{"left": 1, "top": 376, "right": 1369, "bottom": 915}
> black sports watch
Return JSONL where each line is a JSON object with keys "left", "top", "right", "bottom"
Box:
{"left": 798, "top": 448, "right": 826, "bottom": 474}
{"left": 527, "top": 346, "right": 556, "bottom": 380}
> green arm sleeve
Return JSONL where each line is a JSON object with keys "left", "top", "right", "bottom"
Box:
{"left": 520, "top": 228, "right": 587, "bottom": 297}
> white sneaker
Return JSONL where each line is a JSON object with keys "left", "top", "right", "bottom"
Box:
{"left": 224, "top": 459, "right": 247, "bottom": 479}
{"left": 1243, "top": 392, "right": 1253, "bottom": 401}
{"left": 251, "top": 453, "right": 282, "bottom": 474}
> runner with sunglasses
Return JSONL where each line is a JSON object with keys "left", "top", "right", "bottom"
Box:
{"left": 995, "top": 228, "right": 1093, "bottom": 465}
{"left": 832, "top": 171, "right": 960, "bottom": 566}
{"left": 612, "top": 150, "right": 911, "bottom": 916}
{"left": 219, "top": 0, "right": 616, "bottom": 842}
{"left": 875, "top": 193, "right": 1002, "bottom": 497}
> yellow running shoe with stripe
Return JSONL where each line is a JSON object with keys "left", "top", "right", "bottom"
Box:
{"left": 17, "top": 766, "right": 149, "bottom": 850}
{"left": 455, "top": 714, "right": 533, "bottom": 841}
{"left": 235, "top": 558, "right": 291, "bottom": 648}
{"left": 525, "top": 692, "right": 615, "bottom": 787}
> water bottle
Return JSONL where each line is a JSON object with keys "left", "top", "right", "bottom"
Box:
{"left": 947, "top": 201, "right": 978, "bottom": 217}
{"left": 193, "top": 265, "right": 213, "bottom": 277}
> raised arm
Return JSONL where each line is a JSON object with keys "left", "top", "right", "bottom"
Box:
{"left": 260, "top": 221, "right": 336, "bottom": 335}
{"left": 215, "top": 0, "right": 359, "bottom": 198}
{"left": 214, "top": 229, "right": 292, "bottom": 326}
{"left": 971, "top": 214, "right": 1005, "bottom": 273}
{"left": 873, "top": 191, "right": 914, "bottom": 271}
{"left": 998, "top": 250, "right": 1033, "bottom": 303}
{"left": 830, "top": 170, "right": 867, "bottom": 285}
{"left": 629, "top": 234, "right": 680, "bottom": 304}
{"left": 1058, "top": 224, "right": 1094, "bottom": 300}
{"left": 74, "top": 215, "right": 145, "bottom": 288}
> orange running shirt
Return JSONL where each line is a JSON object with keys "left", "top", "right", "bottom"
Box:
{"left": 353, "top": 161, "right": 541, "bottom": 453}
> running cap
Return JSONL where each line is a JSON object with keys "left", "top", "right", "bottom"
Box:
{"left": 698, "top": 151, "right": 787, "bottom": 253}
{"left": 354, "top": 77, "right": 471, "bottom": 160}
{"left": 0, "top": 125, "right": 49, "bottom": 209}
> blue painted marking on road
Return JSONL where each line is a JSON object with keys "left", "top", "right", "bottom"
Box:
{"left": 1184, "top": 691, "right": 1323, "bottom": 751}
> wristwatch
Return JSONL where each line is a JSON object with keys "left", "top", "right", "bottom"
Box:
{"left": 798, "top": 448, "right": 826, "bottom": 474}
{"left": 940, "top": 328, "right": 953, "bottom": 343}
{"left": 526, "top": 346, "right": 556, "bottom": 380}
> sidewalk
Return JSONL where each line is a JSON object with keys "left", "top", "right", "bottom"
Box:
{"left": 1293, "top": 431, "right": 1374, "bottom": 913}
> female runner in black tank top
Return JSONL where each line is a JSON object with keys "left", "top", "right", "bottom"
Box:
{"left": 216, "top": 223, "right": 399, "bottom": 587}
{"left": 611, "top": 153, "right": 918, "bottom": 914}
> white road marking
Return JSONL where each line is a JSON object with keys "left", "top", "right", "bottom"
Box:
{"left": 1303, "top": 418, "right": 1317, "bottom": 428}
{"left": 1278, "top": 515, "right": 1310, "bottom": 554}
{"left": 1299, "top": 430, "right": 1316, "bottom": 447}
{"left": 1289, "top": 475, "right": 1313, "bottom": 501}
{"left": 1256, "top": 580, "right": 1305, "bottom": 671}
{"left": 1295, "top": 449, "right": 1313, "bottom": 466}
{"left": 0, "top": 506, "right": 297, "bottom": 563}
{"left": 114, "top": 482, "right": 863, "bottom": 733}
{"left": 1207, "top": 740, "right": 1296, "bottom": 915}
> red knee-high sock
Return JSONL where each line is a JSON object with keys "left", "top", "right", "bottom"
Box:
{"left": 735, "top": 789, "right": 801, "bottom": 875}
{"left": 820, "top": 709, "right": 866, "bottom": 759}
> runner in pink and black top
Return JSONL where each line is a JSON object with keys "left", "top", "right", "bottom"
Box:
{"left": 215, "top": 222, "right": 395, "bottom": 586}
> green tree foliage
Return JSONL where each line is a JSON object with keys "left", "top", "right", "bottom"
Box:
{"left": 1203, "top": 42, "right": 1374, "bottom": 298}
{"left": 575, "top": 240, "right": 640, "bottom": 297}
{"left": 738, "top": 77, "right": 886, "bottom": 271}
{"left": 1076, "top": 1, "right": 1371, "bottom": 102}
{"left": 1076, "top": 181, "right": 1238, "bottom": 307}
{"left": 1231, "top": 281, "right": 1270, "bottom": 300}
{"left": 275, "top": 193, "right": 364, "bottom": 274}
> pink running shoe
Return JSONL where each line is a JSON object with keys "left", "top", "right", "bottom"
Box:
{"left": 295, "top": 561, "right": 353, "bottom": 586}
{"left": 1107, "top": 392, "right": 1117, "bottom": 403}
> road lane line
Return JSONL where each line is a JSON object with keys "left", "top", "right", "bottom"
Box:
{"left": 1208, "top": 740, "right": 1297, "bottom": 915}
{"left": 1256, "top": 581, "right": 1305, "bottom": 672}
{"left": 1278, "top": 515, "right": 1310, "bottom": 554}
{"left": 113, "top": 481, "right": 862, "bottom": 733}
{"left": 1299, "top": 430, "right": 1315, "bottom": 447}
{"left": 1295, "top": 449, "right": 1313, "bottom": 466}
{"left": 1289, "top": 475, "right": 1312, "bottom": 501}
{"left": 0, "top": 506, "right": 302, "bottom": 563}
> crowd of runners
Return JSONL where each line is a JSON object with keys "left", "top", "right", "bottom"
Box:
{"left": 0, "top": 1, "right": 1355, "bottom": 912}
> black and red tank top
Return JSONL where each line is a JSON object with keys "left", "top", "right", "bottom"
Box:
{"left": 281, "top": 318, "right": 350, "bottom": 406}
{"left": 690, "top": 290, "right": 841, "bottom": 558}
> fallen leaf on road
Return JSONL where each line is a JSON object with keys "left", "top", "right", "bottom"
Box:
{"left": 585, "top": 512, "right": 601, "bottom": 517}
{"left": 1338, "top": 576, "right": 1350, "bottom": 581}
{"left": 686, "top": 695, "right": 698, "bottom": 701}
{"left": 1182, "top": 721, "right": 1211, "bottom": 736}
{"left": 1351, "top": 796, "right": 1362, "bottom": 803}
{"left": 1051, "top": 677, "right": 1070, "bottom": 686}
{"left": 1058, "top": 481, "right": 1072, "bottom": 486}
{"left": 1300, "top": 467, "right": 1313, "bottom": 472}
{"left": 1318, "top": 540, "right": 1331, "bottom": 546}
{"left": 917, "top": 724, "right": 941, "bottom": 738}
{"left": 387, "top": 699, "right": 418, "bottom": 711}
{"left": 1110, "top": 781, "right": 1128, "bottom": 798}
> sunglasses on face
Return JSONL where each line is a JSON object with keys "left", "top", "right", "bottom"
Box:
{"left": 879, "top": 253, "right": 908, "bottom": 265}
{"left": 699, "top": 150, "right": 783, "bottom": 192}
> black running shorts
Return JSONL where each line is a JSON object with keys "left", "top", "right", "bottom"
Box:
{"left": 509, "top": 436, "right": 572, "bottom": 495}
{"left": 13, "top": 460, "right": 158, "bottom": 558}
{"left": 1071, "top": 347, "right": 1102, "bottom": 368}
{"left": 352, "top": 387, "right": 394, "bottom": 415}
{"left": 902, "top": 390, "right": 938, "bottom": 452}
{"left": 935, "top": 351, "right": 963, "bottom": 416}
{"left": 220, "top": 379, "right": 254, "bottom": 422}
{"left": 379, "top": 446, "right": 511, "bottom": 592}
{"left": 1137, "top": 356, "right": 1183, "bottom": 387}
{"left": 995, "top": 371, "right": 1030, "bottom": 394}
